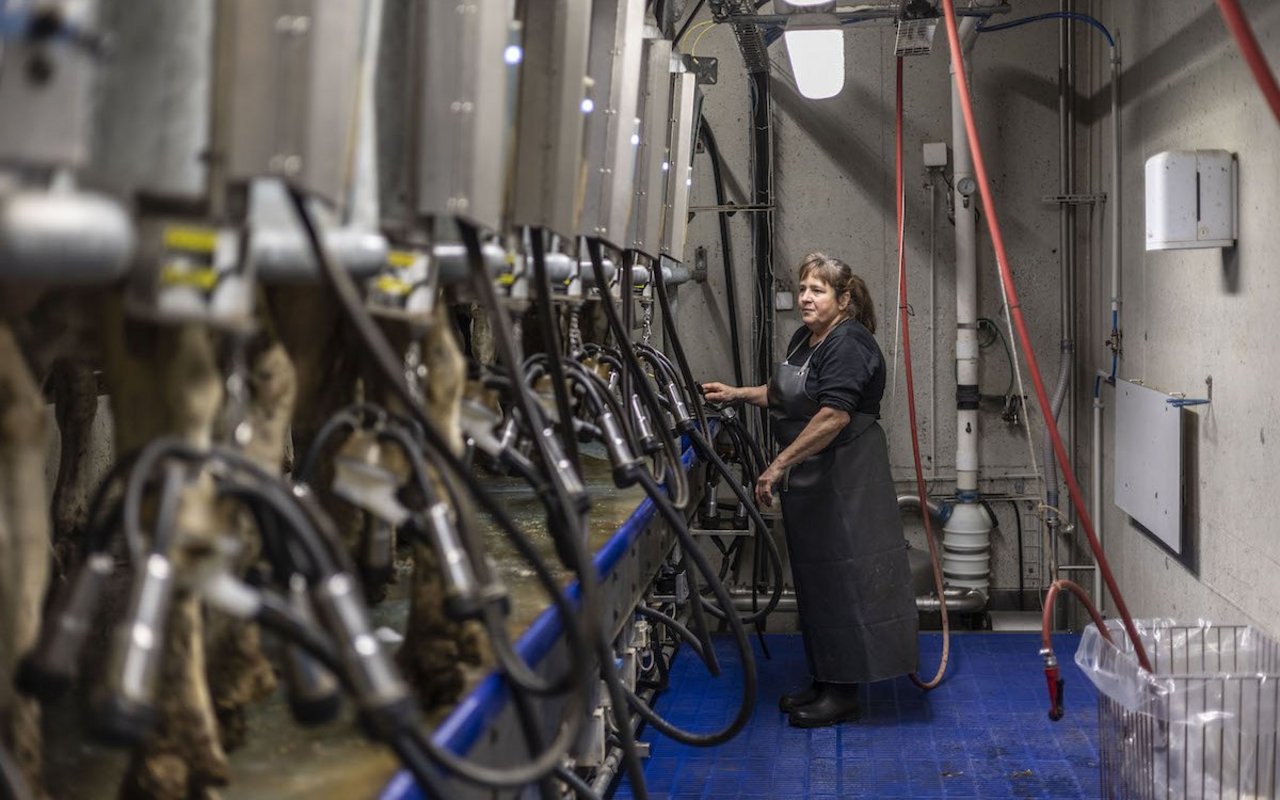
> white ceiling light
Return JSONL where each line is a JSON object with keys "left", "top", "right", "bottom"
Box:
{"left": 784, "top": 27, "right": 845, "bottom": 100}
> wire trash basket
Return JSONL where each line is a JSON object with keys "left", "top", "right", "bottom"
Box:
{"left": 1076, "top": 619, "right": 1280, "bottom": 799}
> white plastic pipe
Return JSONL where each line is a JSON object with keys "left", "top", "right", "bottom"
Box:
{"left": 951, "top": 17, "right": 981, "bottom": 497}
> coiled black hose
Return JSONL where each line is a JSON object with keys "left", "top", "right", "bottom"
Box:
{"left": 286, "top": 191, "right": 612, "bottom": 793}
{"left": 456, "top": 221, "right": 650, "bottom": 799}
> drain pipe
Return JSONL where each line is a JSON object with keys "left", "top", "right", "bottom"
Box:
{"left": 944, "top": 14, "right": 994, "bottom": 597}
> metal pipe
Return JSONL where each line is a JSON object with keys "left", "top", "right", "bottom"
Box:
{"left": 897, "top": 493, "right": 948, "bottom": 525}
{"left": 253, "top": 228, "right": 389, "bottom": 283}
{"left": 915, "top": 587, "right": 987, "bottom": 613}
{"left": 0, "top": 190, "right": 135, "bottom": 284}
{"left": 1043, "top": 339, "right": 1073, "bottom": 582}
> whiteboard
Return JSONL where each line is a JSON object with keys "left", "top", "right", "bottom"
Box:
{"left": 1114, "top": 379, "right": 1183, "bottom": 553}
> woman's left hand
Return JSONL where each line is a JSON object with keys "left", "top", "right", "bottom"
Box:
{"left": 756, "top": 463, "right": 784, "bottom": 507}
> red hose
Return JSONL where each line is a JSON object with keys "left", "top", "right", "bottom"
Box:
{"left": 1040, "top": 580, "right": 1114, "bottom": 721}
{"left": 896, "top": 58, "right": 950, "bottom": 691}
{"left": 939, "top": 0, "right": 1152, "bottom": 673}
{"left": 1216, "top": 0, "right": 1280, "bottom": 126}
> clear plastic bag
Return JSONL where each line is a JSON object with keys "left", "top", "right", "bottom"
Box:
{"left": 1076, "top": 618, "right": 1280, "bottom": 799}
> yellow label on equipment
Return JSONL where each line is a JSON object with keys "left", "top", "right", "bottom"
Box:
{"left": 387, "top": 250, "right": 417, "bottom": 269}
{"left": 162, "top": 226, "right": 218, "bottom": 254}
{"left": 374, "top": 275, "right": 413, "bottom": 296}
{"left": 160, "top": 262, "right": 220, "bottom": 290}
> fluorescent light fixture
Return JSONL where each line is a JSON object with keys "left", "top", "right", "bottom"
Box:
{"left": 784, "top": 27, "right": 845, "bottom": 100}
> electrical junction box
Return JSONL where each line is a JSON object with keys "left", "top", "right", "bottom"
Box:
{"left": 1145, "top": 149, "right": 1238, "bottom": 251}
{"left": 922, "top": 142, "right": 948, "bottom": 168}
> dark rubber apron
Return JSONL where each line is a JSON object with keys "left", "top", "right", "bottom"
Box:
{"left": 769, "top": 330, "right": 919, "bottom": 684}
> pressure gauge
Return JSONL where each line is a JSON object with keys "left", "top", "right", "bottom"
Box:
{"left": 957, "top": 176, "right": 977, "bottom": 197}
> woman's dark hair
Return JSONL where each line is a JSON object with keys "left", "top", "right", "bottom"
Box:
{"left": 798, "top": 252, "right": 877, "bottom": 334}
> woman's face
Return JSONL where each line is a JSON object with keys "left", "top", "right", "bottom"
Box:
{"left": 798, "top": 272, "right": 849, "bottom": 332}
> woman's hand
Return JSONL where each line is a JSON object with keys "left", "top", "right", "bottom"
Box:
{"left": 755, "top": 462, "right": 784, "bottom": 508}
{"left": 701, "top": 381, "right": 738, "bottom": 405}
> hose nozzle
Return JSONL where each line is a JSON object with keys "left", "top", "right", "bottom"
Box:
{"left": 94, "top": 553, "right": 176, "bottom": 746}
{"left": 1041, "top": 648, "right": 1064, "bottom": 721}
{"left": 17, "top": 552, "right": 115, "bottom": 700}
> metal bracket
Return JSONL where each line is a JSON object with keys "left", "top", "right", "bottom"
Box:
{"left": 691, "top": 246, "right": 708, "bottom": 283}
{"left": 689, "top": 527, "right": 754, "bottom": 538}
{"left": 1041, "top": 193, "right": 1107, "bottom": 205}
{"left": 686, "top": 55, "right": 718, "bottom": 85}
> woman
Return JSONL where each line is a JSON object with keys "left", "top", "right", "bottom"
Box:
{"left": 703, "top": 253, "right": 918, "bottom": 728}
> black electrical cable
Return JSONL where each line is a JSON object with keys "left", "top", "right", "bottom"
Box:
{"left": 457, "top": 221, "right": 650, "bottom": 799}
{"left": 695, "top": 121, "right": 745, "bottom": 388}
{"left": 622, "top": 468, "right": 756, "bottom": 746}
{"left": 748, "top": 72, "right": 774, "bottom": 446}
{"left": 672, "top": 0, "right": 707, "bottom": 47}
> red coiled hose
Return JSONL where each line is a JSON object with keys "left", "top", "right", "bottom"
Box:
{"left": 895, "top": 57, "right": 951, "bottom": 691}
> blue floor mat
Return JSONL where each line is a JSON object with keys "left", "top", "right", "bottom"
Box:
{"left": 614, "top": 632, "right": 1100, "bottom": 799}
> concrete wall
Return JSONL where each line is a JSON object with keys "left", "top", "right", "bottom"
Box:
{"left": 675, "top": 2, "right": 1075, "bottom": 594}
{"left": 1081, "top": 0, "right": 1280, "bottom": 634}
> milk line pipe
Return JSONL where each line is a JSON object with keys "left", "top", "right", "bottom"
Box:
{"left": 939, "top": 0, "right": 1151, "bottom": 674}
{"left": 456, "top": 222, "right": 651, "bottom": 799}
{"left": 289, "top": 190, "right": 639, "bottom": 794}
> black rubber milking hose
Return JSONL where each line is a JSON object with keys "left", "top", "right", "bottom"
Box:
{"left": 529, "top": 228, "right": 582, "bottom": 471}
{"left": 697, "top": 122, "right": 744, "bottom": 387}
{"left": 682, "top": 427, "right": 783, "bottom": 624}
{"left": 283, "top": 191, "right": 604, "bottom": 791}
{"left": 506, "top": 680, "right": 560, "bottom": 800}
{"left": 457, "top": 222, "right": 650, "bottom": 799}
{"left": 623, "top": 468, "right": 756, "bottom": 746}
{"left": 586, "top": 239, "right": 690, "bottom": 509}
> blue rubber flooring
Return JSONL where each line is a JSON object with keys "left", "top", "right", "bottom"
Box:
{"left": 614, "top": 632, "right": 1100, "bottom": 799}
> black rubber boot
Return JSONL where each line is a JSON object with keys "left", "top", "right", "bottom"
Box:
{"left": 777, "top": 681, "right": 823, "bottom": 713}
{"left": 787, "top": 683, "right": 861, "bottom": 728}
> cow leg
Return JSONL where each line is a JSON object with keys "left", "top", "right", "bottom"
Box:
{"left": 0, "top": 324, "right": 52, "bottom": 798}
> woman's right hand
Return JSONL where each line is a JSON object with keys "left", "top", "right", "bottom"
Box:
{"left": 701, "top": 381, "right": 738, "bottom": 404}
